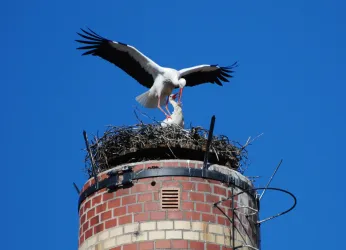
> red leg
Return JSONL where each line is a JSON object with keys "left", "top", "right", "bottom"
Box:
{"left": 158, "top": 96, "right": 171, "bottom": 119}
{"left": 165, "top": 96, "right": 171, "bottom": 115}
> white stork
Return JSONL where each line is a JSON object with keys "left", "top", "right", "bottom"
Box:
{"left": 76, "top": 28, "right": 237, "bottom": 118}
{"left": 161, "top": 93, "right": 184, "bottom": 128}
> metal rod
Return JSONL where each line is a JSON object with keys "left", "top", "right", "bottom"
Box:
{"left": 73, "top": 182, "right": 80, "bottom": 194}
{"left": 203, "top": 115, "right": 216, "bottom": 170}
{"left": 83, "top": 130, "right": 98, "bottom": 186}
{"left": 259, "top": 159, "right": 283, "bottom": 200}
{"left": 214, "top": 203, "right": 247, "bottom": 244}
{"left": 232, "top": 186, "right": 235, "bottom": 250}
{"left": 234, "top": 212, "right": 255, "bottom": 247}
{"left": 214, "top": 187, "right": 297, "bottom": 225}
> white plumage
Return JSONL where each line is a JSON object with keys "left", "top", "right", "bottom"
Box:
{"left": 76, "top": 28, "right": 237, "bottom": 117}
{"left": 161, "top": 93, "right": 184, "bottom": 128}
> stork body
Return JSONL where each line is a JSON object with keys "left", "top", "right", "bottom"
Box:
{"left": 136, "top": 68, "right": 185, "bottom": 116}
{"left": 76, "top": 28, "right": 237, "bottom": 117}
{"left": 161, "top": 93, "right": 184, "bottom": 128}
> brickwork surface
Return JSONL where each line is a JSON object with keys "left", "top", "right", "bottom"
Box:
{"left": 78, "top": 160, "right": 259, "bottom": 250}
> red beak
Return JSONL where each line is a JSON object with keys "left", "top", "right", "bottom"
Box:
{"left": 172, "top": 93, "right": 178, "bottom": 100}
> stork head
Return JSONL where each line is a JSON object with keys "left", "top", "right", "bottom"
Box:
{"left": 178, "top": 78, "right": 186, "bottom": 88}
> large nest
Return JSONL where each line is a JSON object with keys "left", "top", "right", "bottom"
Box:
{"left": 84, "top": 124, "right": 248, "bottom": 178}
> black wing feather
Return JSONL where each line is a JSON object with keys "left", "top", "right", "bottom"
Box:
{"left": 182, "top": 63, "right": 238, "bottom": 87}
{"left": 75, "top": 28, "right": 155, "bottom": 88}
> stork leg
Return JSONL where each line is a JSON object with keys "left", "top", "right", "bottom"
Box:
{"left": 178, "top": 87, "right": 184, "bottom": 104}
{"left": 165, "top": 96, "right": 171, "bottom": 116}
{"left": 158, "top": 96, "right": 171, "bottom": 119}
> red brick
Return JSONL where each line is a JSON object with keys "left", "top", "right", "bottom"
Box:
{"left": 83, "top": 200, "right": 91, "bottom": 212}
{"left": 162, "top": 181, "right": 180, "bottom": 187}
{"left": 206, "top": 194, "right": 220, "bottom": 203}
{"left": 134, "top": 212, "right": 149, "bottom": 222}
{"left": 147, "top": 183, "right": 160, "bottom": 191}
{"left": 137, "top": 179, "right": 150, "bottom": 183}
{"left": 207, "top": 243, "right": 220, "bottom": 250}
{"left": 139, "top": 242, "right": 154, "bottom": 250}
{"left": 108, "top": 198, "right": 121, "bottom": 208}
{"left": 172, "top": 240, "right": 188, "bottom": 249}
{"left": 119, "top": 215, "right": 132, "bottom": 225}
{"left": 157, "top": 176, "right": 172, "bottom": 181}
{"left": 116, "top": 188, "right": 130, "bottom": 196}
{"left": 168, "top": 211, "right": 183, "bottom": 220}
{"left": 202, "top": 213, "right": 216, "bottom": 223}
{"left": 93, "top": 223, "right": 104, "bottom": 234}
{"left": 172, "top": 176, "right": 190, "bottom": 181}
{"left": 153, "top": 192, "right": 159, "bottom": 201}
{"left": 113, "top": 206, "right": 127, "bottom": 217}
{"left": 90, "top": 215, "right": 99, "bottom": 226}
{"left": 84, "top": 228, "right": 93, "bottom": 240}
{"left": 101, "top": 211, "right": 112, "bottom": 221}
{"left": 227, "top": 209, "right": 233, "bottom": 218}
{"left": 144, "top": 202, "right": 159, "bottom": 211}
{"left": 213, "top": 206, "right": 224, "bottom": 216}
{"left": 123, "top": 243, "right": 137, "bottom": 250}
{"left": 217, "top": 216, "right": 228, "bottom": 226}
{"left": 82, "top": 221, "right": 89, "bottom": 233}
{"left": 87, "top": 208, "right": 95, "bottom": 219}
{"left": 181, "top": 191, "right": 189, "bottom": 201}
{"left": 190, "top": 192, "right": 204, "bottom": 202}
{"left": 103, "top": 192, "right": 114, "bottom": 202}
{"left": 197, "top": 183, "right": 212, "bottom": 192}
{"left": 138, "top": 193, "right": 152, "bottom": 202}
{"left": 185, "top": 211, "right": 200, "bottom": 221}
{"left": 182, "top": 201, "right": 194, "bottom": 210}
{"left": 156, "top": 240, "right": 170, "bottom": 248}
{"left": 151, "top": 211, "right": 166, "bottom": 220}
{"left": 182, "top": 182, "right": 195, "bottom": 191}
{"left": 80, "top": 214, "right": 86, "bottom": 225}
{"left": 96, "top": 203, "right": 107, "bottom": 214}
{"left": 128, "top": 203, "right": 143, "bottom": 213}
{"left": 190, "top": 241, "right": 204, "bottom": 249}
{"left": 223, "top": 200, "right": 232, "bottom": 207}
{"left": 92, "top": 195, "right": 102, "bottom": 206}
{"left": 105, "top": 218, "right": 117, "bottom": 229}
{"left": 214, "top": 186, "right": 226, "bottom": 196}
{"left": 132, "top": 183, "right": 148, "bottom": 193}
{"left": 196, "top": 203, "right": 211, "bottom": 213}
{"left": 122, "top": 195, "right": 136, "bottom": 204}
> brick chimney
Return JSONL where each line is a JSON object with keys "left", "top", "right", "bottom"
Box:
{"left": 78, "top": 159, "right": 259, "bottom": 250}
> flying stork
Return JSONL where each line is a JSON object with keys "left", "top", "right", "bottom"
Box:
{"left": 76, "top": 28, "right": 237, "bottom": 118}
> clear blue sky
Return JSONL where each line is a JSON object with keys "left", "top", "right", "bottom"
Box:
{"left": 2, "top": 0, "right": 345, "bottom": 249}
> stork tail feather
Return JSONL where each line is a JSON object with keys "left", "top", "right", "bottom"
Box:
{"left": 135, "top": 91, "right": 165, "bottom": 108}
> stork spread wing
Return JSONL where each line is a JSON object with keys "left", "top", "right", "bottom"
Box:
{"left": 179, "top": 62, "right": 238, "bottom": 87}
{"left": 76, "top": 28, "right": 162, "bottom": 88}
